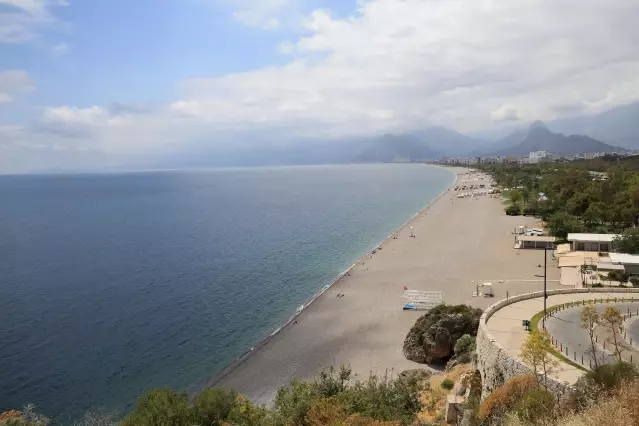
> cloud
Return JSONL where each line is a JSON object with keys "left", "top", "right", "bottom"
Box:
{"left": 51, "top": 41, "right": 70, "bottom": 55}
{"left": 172, "top": 0, "right": 639, "bottom": 135}
{"left": 491, "top": 106, "right": 519, "bottom": 122}
{"left": 0, "top": 70, "right": 35, "bottom": 103}
{"left": 220, "top": 0, "right": 293, "bottom": 29}
{"left": 5, "top": 0, "right": 639, "bottom": 172}
{"left": 0, "top": 0, "right": 67, "bottom": 43}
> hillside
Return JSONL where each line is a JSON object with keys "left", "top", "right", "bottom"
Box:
{"left": 548, "top": 101, "right": 639, "bottom": 150}
{"left": 353, "top": 133, "right": 442, "bottom": 162}
{"left": 493, "top": 121, "right": 624, "bottom": 156}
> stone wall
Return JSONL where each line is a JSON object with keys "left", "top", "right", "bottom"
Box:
{"left": 475, "top": 287, "right": 639, "bottom": 399}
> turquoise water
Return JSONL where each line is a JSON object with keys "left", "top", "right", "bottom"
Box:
{"left": 0, "top": 164, "right": 454, "bottom": 423}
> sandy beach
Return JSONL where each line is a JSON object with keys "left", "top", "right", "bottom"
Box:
{"left": 210, "top": 167, "right": 562, "bottom": 404}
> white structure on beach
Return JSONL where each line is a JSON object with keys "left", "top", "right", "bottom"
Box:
{"left": 567, "top": 233, "right": 619, "bottom": 253}
{"left": 515, "top": 235, "right": 556, "bottom": 249}
{"left": 609, "top": 253, "right": 639, "bottom": 275}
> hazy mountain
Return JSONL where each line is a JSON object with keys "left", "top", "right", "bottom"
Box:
{"left": 493, "top": 121, "right": 625, "bottom": 156}
{"left": 413, "top": 127, "right": 490, "bottom": 156}
{"left": 547, "top": 102, "right": 639, "bottom": 149}
{"left": 354, "top": 134, "right": 442, "bottom": 162}
{"left": 353, "top": 127, "right": 489, "bottom": 162}
{"left": 473, "top": 128, "right": 528, "bottom": 155}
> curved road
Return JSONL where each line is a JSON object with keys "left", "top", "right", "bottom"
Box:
{"left": 544, "top": 302, "right": 639, "bottom": 367}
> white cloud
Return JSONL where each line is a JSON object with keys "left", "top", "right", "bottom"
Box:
{"left": 172, "top": 0, "right": 639, "bottom": 135}
{"left": 0, "top": 0, "right": 67, "bottom": 43}
{"left": 221, "top": 0, "right": 293, "bottom": 29}
{"left": 0, "top": 70, "right": 35, "bottom": 103}
{"left": 5, "top": 0, "right": 639, "bottom": 172}
{"left": 51, "top": 41, "right": 70, "bottom": 55}
{"left": 491, "top": 106, "right": 519, "bottom": 122}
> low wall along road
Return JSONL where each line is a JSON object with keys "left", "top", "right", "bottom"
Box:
{"left": 476, "top": 287, "right": 639, "bottom": 398}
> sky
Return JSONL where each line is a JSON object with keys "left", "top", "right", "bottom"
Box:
{"left": 1, "top": 0, "right": 639, "bottom": 172}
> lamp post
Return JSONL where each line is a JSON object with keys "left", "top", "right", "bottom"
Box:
{"left": 543, "top": 243, "right": 553, "bottom": 328}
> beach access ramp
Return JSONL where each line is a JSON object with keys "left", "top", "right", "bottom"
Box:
{"left": 402, "top": 290, "right": 444, "bottom": 311}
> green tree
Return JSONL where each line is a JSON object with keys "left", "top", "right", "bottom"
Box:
{"left": 509, "top": 189, "right": 523, "bottom": 205}
{"left": 613, "top": 229, "right": 639, "bottom": 254}
{"left": 547, "top": 211, "right": 584, "bottom": 239}
{"left": 520, "top": 330, "right": 559, "bottom": 391}
{"left": 580, "top": 305, "right": 601, "bottom": 369}
{"left": 584, "top": 202, "right": 606, "bottom": 226}
{"left": 602, "top": 307, "right": 624, "bottom": 362}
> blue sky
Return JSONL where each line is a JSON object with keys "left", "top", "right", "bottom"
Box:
{"left": 1, "top": 0, "right": 639, "bottom": 172}
{"left": 1, "top": 0, "right": 356, "bottom": 109}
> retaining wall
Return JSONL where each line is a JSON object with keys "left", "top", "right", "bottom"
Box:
{"left": 476, "top": 287, "right": 639, "bottom": 399}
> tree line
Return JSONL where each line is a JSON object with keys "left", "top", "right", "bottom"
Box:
{"left": 478, "top": 155, "right": 639, "bottom": 252}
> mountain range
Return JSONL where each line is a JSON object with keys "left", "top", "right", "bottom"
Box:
{"left": 149, "top": 101, "right": 638, "bottom": 168}
{"left": 354, "top": 102, "right": 639, "bottom": 162}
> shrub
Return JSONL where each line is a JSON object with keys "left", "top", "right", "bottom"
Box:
{"left": 441, "top": 379, "right": 455, "bottom": 391}
{"left": 453, "top": 334, "right": 476, "bottom": 364}
{"left": 478, "top": 375, "right": 537, "bottom": 422}
{"left": 584, "top": 362, "right": 638, "bottom": 391}
{"left": 275, "top": 366, "right": 425, "bottom": 426}
{"left": 0, "top": 405, "right": 50, "bottom": 426}
{"left": 505, "top": 205, "right": 521, "bottom": 216}
{"left": 522, "top": 206, "right": 537, "bottom": 216}
{"left": 120, "top": 389, "right": 191, "bottom": 426}
{"left": 631, "top": 276, "right": 639, "bottom": 288}
{"left": 513, "top": 388, "right": 556, "bottom": 424}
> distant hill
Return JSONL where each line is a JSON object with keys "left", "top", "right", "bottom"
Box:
{"left": 548, "top": 102, "right": 639, "bottom": 150}
{"left": 354, "top": 134, "right": 442, "bottom": 162}
{"left": 492, "top": 121, "right": 625, "bottom": 156}
{"left": 353, "top": 127, "right": 488, "bottom": 162}
{"left": 412, "top": 127, "right": 490, "bottom": 156}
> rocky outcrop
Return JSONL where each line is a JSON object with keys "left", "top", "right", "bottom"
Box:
{"left": 403, "top": 305, "right": 483, "bottom": 364}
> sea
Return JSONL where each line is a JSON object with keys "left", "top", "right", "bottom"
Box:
{"left": 0, "top": 164, "right": 454, "bottom": 424}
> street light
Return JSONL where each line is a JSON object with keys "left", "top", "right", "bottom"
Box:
{"left": 543, "top": 242, "right": 555, "bottom": 328}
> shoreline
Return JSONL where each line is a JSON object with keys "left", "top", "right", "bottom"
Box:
{"left": 206, "top": 164, "right": 458, "bottom": 389}
{"left": 208, "top": 166, "right": 562, "bottom": 405}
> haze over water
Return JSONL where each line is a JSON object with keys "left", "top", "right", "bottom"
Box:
{"left": 0, "top": 164, "right": 454, "bottom": 423}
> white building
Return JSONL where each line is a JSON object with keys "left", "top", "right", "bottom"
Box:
{"left": 528, "top": 151, "right": 550, "bottom": 164}
{"left": 567, "top": 233, "right": 619, "bottom": 253}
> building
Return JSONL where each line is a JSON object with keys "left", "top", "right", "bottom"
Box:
{"left": 567, "top": 233, "right": 619, "bottom": 253}
{"left": 528, "top": 151, "right": 551, "bottom": 164}
{"left": 609, "top": 253, "right": 639, "bottom": 275}
{"left": 515, "top": 235, "right": 556, "bottom": 249}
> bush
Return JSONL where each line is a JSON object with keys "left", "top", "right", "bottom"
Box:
{"left": 452, "top": 334, "right": 476, "bottom": 365}
{"left": 631, "top": 276, "right": 639, "bottom": 288}
{"left": 505, "top": 205, "right": 521, "bottom": 216}
{"left": 275, "top": 365, "right": 425, "bottom": 426}
{"left": 0, "top": 405, "right": 49, "bottom": 426}
{"left": 513, "top": 388, "right": 556, "bottom": 424}
{"left": 478, "top": 375, "right": 537, "bottom": 422}
{"left": 585, "top": 362, "right": 638, "bottom": 391}
{"left": 607, "top": 270, "right": 630, "bottom": 284}
{"left": 120, "top": 389, "right": 192, "bottom": 426}
{"left": 441, "top": 379, "right": 455, "bottom": 391}
{"left": 522, "top": 206, "right": 537, "bottom": 216}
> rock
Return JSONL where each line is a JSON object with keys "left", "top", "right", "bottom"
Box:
{"left": 403, "top": 304, "right": 482, "bottom": 364}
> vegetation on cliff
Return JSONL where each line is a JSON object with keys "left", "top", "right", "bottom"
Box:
{"left": 1, "top": 366, "right": 429, "bottom": 426}
{"left": 403, "top": 304, "right": 482, "bottom": 364}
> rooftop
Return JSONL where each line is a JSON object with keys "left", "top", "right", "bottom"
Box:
{"left": 567, "top": 233, "right": 619, "bottom": 243}
{"left": 516, "top": 235, "right": 557, "bottom": 243}
{"left": 609, "top": 253, "right": 639, "bottom": 265}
